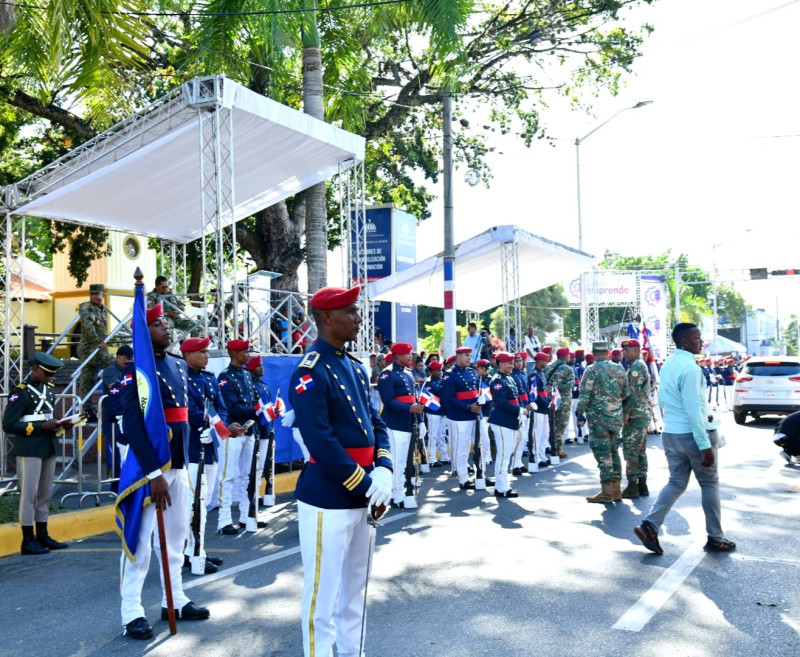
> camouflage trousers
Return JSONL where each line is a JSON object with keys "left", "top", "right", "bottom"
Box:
{"left": 622, "top": 416, "right": 650, "bottom": 480}
{"left": 553, "top": 402, "right": 571, "bottom": 450}
{"left": 587, "top": 421, "right": 622, "bottom": 482}
{"left": 78, "top": 346, "right": 114, "bottom": 411}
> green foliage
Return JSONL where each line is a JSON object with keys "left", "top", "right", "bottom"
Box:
{"left": 419, "top": 321, "right": 468, "bottom": 355}
{"left": 716, "top": 286, "right": 749, "bottom": 326}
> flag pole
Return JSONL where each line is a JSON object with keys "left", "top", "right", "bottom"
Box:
{"left": 134, "top": 267, "right": 177, "bottom": 635}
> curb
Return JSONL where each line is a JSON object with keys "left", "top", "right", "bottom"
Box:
{"left": 0, "top": 470, "right": 301, "bottom": 559}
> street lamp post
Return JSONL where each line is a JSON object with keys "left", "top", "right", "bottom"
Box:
{"left": 575, "top": 100, "right": 653, "bottom": 345}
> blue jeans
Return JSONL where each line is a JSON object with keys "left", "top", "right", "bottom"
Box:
{"left": 645, "top": 431, "right": 724, "bottom": 540}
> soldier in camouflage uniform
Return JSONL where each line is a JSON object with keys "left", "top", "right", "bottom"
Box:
{"left": 546, "top": 347, "right": 576, "bottom": 458}
{"left": 147, "top": 276, "right": 195, "bottom": 336}
{"left": 620, "top": 339, "right": 651, "bottom": 498}
{"left": 78, "top": 283, "right": 114, "bottom": 418}
{"left": 576, "top": 341, "right": 632, "bottom": 504}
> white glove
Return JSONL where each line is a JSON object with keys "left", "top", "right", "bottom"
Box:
{"left": 281, "top": 409, "right": 296, "bottom": 428}
{"left": 365, "top": 466, "right": 392, "bottom": 508}
{"left": 200, "top": 428, "right": 213, "bottom": 444}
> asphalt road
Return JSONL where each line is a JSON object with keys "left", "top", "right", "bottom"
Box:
{"left": 1, "top": 411, "right": 798, "bottom": 657}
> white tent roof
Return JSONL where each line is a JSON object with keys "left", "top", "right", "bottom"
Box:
{"left": 368, "top": 224, "right": 597, "bottom": 312}
{"left": 6, "top": 76, "right": 365, "bottom": 243}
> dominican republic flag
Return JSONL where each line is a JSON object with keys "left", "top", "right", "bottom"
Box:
{"left": 295, "top": 375, "right": 315, "bottom": 395}
{"left": 274, "top": 390, "right": 285, "bottom": 416}
{"left": 641, "top": 322, "right": 653, "bottom": 355}
{"left": 120, "top": 374, "right": 133, "bottom": 387}
{"left": 115, "top": 282, "right": 171, "bottom": 562}
{"left": 419, "top": 390, "right": 441, "bottom": 412}
{"left": 551, "top": 385, "right": 562, "bottom": 410}
{"left": 479, "top": 380, "right": 493, "bottom": 404}
{"left": 256, "top": 390, "right": 276, "bottom": 425}
{"left": 208, "top": 404, "right": 231, "bottom": 439}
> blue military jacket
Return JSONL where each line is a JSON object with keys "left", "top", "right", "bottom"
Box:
{"left": 511, "top": 369, "right": 530, "bottom": 407}
{"left": 290, "top": 339, "right": 393, "bottom": 510}
{"left": 488, "top": 372, "right": 522, "bottom": 430}
{"left": 251, "top": 375, "right": 273, "bottom": 440}
{"left": 377, "top": 362, "right": 416, "bottom": 432}
{"left": 441, "top": 365, "right": 480, "bottom": 421}
{"left": 572, "top": 363, "right": 585, "bottom": 399}
{"left": 421, "top": 376, "right": 444, "bottom": 417}
{"left": 186, "top": 367, "right": 228, "bottom": 464}
{"left": 120, "top": 352, "right": 190, "bottom": 474}
{"left": 531, "top": 368, "right": 551, "bottom": 414}
{"left": 218, "top": 363, "right": 258, "bottom": 431}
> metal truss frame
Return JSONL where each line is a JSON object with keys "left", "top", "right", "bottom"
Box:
{"left": 500, "top": 240, "right": 522, "bottom": 348}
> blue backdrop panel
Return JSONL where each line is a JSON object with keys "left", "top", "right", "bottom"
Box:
{"left": 261, "top": 354, "right": 303, "bottom": 463}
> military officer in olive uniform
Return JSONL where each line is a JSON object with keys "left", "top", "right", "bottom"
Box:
{"left": 78, "top": 283, "right": 114, "bottom": 418}
{"left": 576, "top": 341, "right": 633, "bottom": 504}
{"left": 289, "top": 285, "right": 393, "bottom": 657}
{"left": 620, "top": 338, "right": 652, "bottom": 498}
{"left": 3, "top": 353, "right": 69, "bottom": 555}
{"left": 147, "top": 275, "right": 196, "bottom": 336}
{"left": 546, "top": 347, "right": 576, "bottom": 459}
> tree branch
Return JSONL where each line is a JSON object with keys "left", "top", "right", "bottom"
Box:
{"left": 0, "top": 83, "right": 96, "bottom": 140}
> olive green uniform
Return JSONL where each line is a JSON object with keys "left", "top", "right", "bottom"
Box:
{"left": 147, "top": 288, "right": 195, "bottom": 334}
{"left": 78, "top": 301, "right": 114, "bottom": 411}
{"left": 546, "top": 359, "right": 575, "bottom": 453}
{"left": 622, "top": 358, "right": 651, "bottom": 480}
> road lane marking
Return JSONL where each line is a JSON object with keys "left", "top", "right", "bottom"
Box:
{"left": 184, "top": 511, "right": 414, "bottom": 591}
{"left": 613, "top": 540, "right": 706, "bottom": 632}
{"left": 731, "top": 554, "right": 800, "bottom": 567}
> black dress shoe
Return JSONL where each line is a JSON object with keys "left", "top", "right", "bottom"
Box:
{"left": 37, "top": 535, "right": 68, "bottom": 550}
{"left": 162, "top": 601, "right": 210, "bottom": 621}
{"left": 206, "top": 555, "right": 223, "bottom": 566}
{"left": 494, "top": 489, "right": 519, "bottom": 498}
{"left": 390, "top": 500, "right": 405, "bottom": 509}
{"left": 484, "top": 477, "right": 495, "bottom": 487}
{"left": 565, "top": 438, "right": 574, "bottom": 444}
{"left": 21, "top": 537, "right": 49, "bottom": 555}
{"left": 431, "top": 461, "right": 444, "bottom": 468}
{"left": 218, "top": 524, "right": 239, "bottom": 535}
{"left": 511, "top": 467, "right": 522, "bottom": 476}
{"left": 125, "top": 617, "right": 153, "bottom": 640}
{"left": 520, "top": 465, "right": 529, "bottom": 473}
{"left": 239, "top": 519, "right": 268, "bottom": 529}
{"left": 538, "top": 460, "right": 551, "bottom": 468}
{"left": 522, "top": 450, "right": 530, "bottom": 458}
{"left": 459, "top": 480, "right": 475, "bottom": 490}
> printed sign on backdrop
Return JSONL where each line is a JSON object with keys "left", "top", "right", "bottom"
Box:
{"left": 641, "top": 275, "right": 667, "bottom": 359}
{"left": 566, "top": 272, "right": 638, "bottom": 305}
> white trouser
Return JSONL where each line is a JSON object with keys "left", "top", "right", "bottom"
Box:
{"left": 256, "top": 436, "right": 269, "bottom": 490}
{"left": 491, "top": 424, "right": 520, "bottom": 493}
{"left": 571, "top": 399, "right": 581, "bottom": 438}
{"left": 120, "top": 468, "right": 191, "bottom": 625}
{"left": 233, "top": 434, "right": 256, "bottom": 508}
{"left": 479, "top": 417, "right": 491, "bottom": 464}
{"left": 216, "top": 434, "right": 250, "bottom": 528}
{"left": 512, "top": 416, "right": 527, "bottom": 468}
{"left": 448, "top": 420, "right": 476, "bottom": 485}
{"left": 387, "top": 428, "right": 411, "bottom": 502}
{"left": 426, "top": 414, "right": 448, "bottom": 462}
{"left": 185, "top": 461, "right": 217, "bottom": 559}
{"left": 534, "top": 413, "right": 550, "bottom": 463}
{"left": 298, "top": 501, "right": 371, "bottom": 657}
{"left": 649, "top": 392, "right": 663, "bottom": 431}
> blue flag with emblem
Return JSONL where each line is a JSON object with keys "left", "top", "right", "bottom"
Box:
{"left": 115, "top": 284, "right": 171, "bottom": 561}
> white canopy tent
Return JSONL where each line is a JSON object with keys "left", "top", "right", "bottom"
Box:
{"left": 368, "top": 224, "right": 597, "bottom": 312}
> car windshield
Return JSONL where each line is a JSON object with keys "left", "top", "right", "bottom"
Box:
{"left": 744, "top": 362, "right": 800, "bottom": 377}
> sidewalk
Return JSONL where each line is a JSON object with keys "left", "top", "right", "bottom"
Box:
{"left": 0, "top": 469, "right": 301, "bottom": 558}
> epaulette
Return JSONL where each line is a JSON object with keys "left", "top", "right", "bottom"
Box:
{"left": 16, "top": 383, "right": 26, "bottom": 390}
{"left": 47, "top": 382, "right": 55, "bottom": 387}
{"left": 299, "top": 351, "right": 320, "bottom": 369}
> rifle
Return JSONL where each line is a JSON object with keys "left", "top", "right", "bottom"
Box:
{"left": 405, "top": 418, "right": 419, "bottom": 499}
{"left": 473, "top": 409, "right": 485, "bottom": 489}
{"left": 244, "top": 421, "right": 260, "bottom": 533}
{"left": 189, "top": 441, "right": 206, "bottom": 575}
{"left": 261, "top": 426, "right": 276, "bottom": 506}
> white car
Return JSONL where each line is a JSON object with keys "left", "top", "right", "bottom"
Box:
{"left": 732, "top": 356, "right": 800, "bottom": 425}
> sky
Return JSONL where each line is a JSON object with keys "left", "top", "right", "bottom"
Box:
{"left": 406, "top": 0, "right": 800, "bottom": 322}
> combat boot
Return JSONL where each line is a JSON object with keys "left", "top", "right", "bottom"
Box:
{"left": 36, "top": 522, "right": 68, "bottom": 550}
{"left": 586, "top": 482, "right": 614, "bottom": 504}
{"left": 21, "top": 526, "right": 48, "bottom": 555}
{"left": 621, "top": 479, "right": 640, "bottom": 499}
{"left": 611, "top": 479, "right": 623, "bottom": 501}
{"left": 638, "top": 475, "right": 649, "bottom": 496}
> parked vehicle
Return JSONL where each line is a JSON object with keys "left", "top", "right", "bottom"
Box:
{"left": 732, "top": 356, "right": 800, "bottom": 424}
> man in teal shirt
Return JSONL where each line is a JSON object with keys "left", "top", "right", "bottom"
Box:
{"left": 634, "top": 323, "right": 736, "bottom": 555}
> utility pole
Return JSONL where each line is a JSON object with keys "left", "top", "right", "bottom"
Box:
{"left": 442, "top": 92, "right": 456, "bottom": 357}
{"left": 674, "top": 262, "right": 681, "bottom": 324}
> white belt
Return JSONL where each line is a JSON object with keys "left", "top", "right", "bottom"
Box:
{"left": 21, "top": 413, "right": 53, "bottom": 421}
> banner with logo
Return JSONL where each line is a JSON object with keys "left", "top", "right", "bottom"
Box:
{"left": 566, "top": 272, "right": 638, "bottom": 305}
{"left": 640, "top": 275, "right": 667, "bottom": 359}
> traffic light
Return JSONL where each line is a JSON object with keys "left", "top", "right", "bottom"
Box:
{"left": 771, "top": 268, "right": 799, "bottom": 276}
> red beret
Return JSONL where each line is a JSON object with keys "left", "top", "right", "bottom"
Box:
{"left": 556, "top": 347, "right": 570, "bottom": 357}
{"left": 445, "top": 355, "right": 456, "bottom": 365}
{"left": 385, "top": 353, "right": 394, "bottom": 364}
{"left": 611, "top": 349, "right": 622, "bottom": 356}
{"left": 226, "top": 339, "right": 250, "bottom": 352}
{"left": 180, "top": 336, "right": 210, "bottom": 353}
{"left": 428, "top": 360, "right": 443, "bottom": 371}
{"left": 574, "top": 349, "right": 585, "bottom": 356}
{"left": 495, "top": 352, "right": 514, "bottom": 363}
{"left": 455, "top": 347, "right": 473, "bottom": 355}
{"left": 245, "top": 355, "right": 262, "bottom": 371}
{"left": 585, "top": 354, "right": 595, "bottom": 362}
{"left": 309, "top": 285, "right": 361, "bottom": 310}
{"left": 534, "top": 352, "right": 550, "bottom": 361}
{"left": 621, "top": 339, "right": 640, "bottom": 348}
{"left": 146, "top": 304, "right": 163, "bottom": 326}
{"left": 543, "top": 346, "right": 553, "bottom": 354}
{"left": 515, "top": 351, "right": 527, "bottom": 360}
{"left": 391, "top": 342, "right": 413, "bottom": 355}
{"left": 475, "top": 359, "right": 490, "bottom": 368}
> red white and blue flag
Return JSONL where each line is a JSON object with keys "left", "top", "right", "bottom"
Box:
{"left": 208, "top": 404, "right": 231, "bottom": 439}
{"left": 255, "top": 390, "right": 277, "bottom": 424}
{"left": 121, "top": 374, "right": 133, "bottom": 387}
{"left": 419, "top": 390, "right": 441, "bottom": 412}
{"left": 551, "top": 385, "right": 562, "bottom": 409}
{"left": 295, "top": 375, "right": 314, "bottom": 395}
{"left": 8, "top": 393, "right": 18, "bottom": 402}
{"left": 479, "top": 380, "right": 493, "bottom": 404}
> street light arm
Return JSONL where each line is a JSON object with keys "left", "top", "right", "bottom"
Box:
{"left": 575, "top": 101, "right": 653, "bottom": 145}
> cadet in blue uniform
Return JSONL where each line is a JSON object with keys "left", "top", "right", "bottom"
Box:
{"left": 101, "top": 346, "right": 133, "bottom": 489}
{"left": 119, "top": 305, "right": 209, "bottom": 641}
{"left": 441, "top": 346, "right": 481, "bottom": 489}
{"left": 181, "top": 337, "right": 244, "bottom": 575}
{"left": 510, "top": 353, "right": 530, "bottom": 475}
{"left": 246, "top": 354, "right": 275, "bottom": 514}
{"left": 377, "top": 341, "right": 423, "bottom": 509}
{"left": 531, "top": 352, "right": 553, "bottom": 468}
{"left": 569, "top": 350, "right": 585, "bottom": 444}
{"left": 422, "top": 360, "right": 449, "bottom": 466}
{"left": 488, "top": 352, "right": 524, "bottom": 497}
{"left": 475, "top": 359, "right": 494, "bottom": 471}
{"left": 289, "top": 285, "right": 392, "bottom": 657}
{"left": 2, "top": 352, "right": 68, "bottom": 555}
{"left": 216, "top": 339, "right": 258, "bottom": 534}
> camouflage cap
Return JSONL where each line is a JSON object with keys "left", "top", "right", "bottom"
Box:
{"left": 591, "top": 340, "right": 609, "bottom": 352}
{"left": 89, "top": 283, "right": 104, "bottom": 293}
